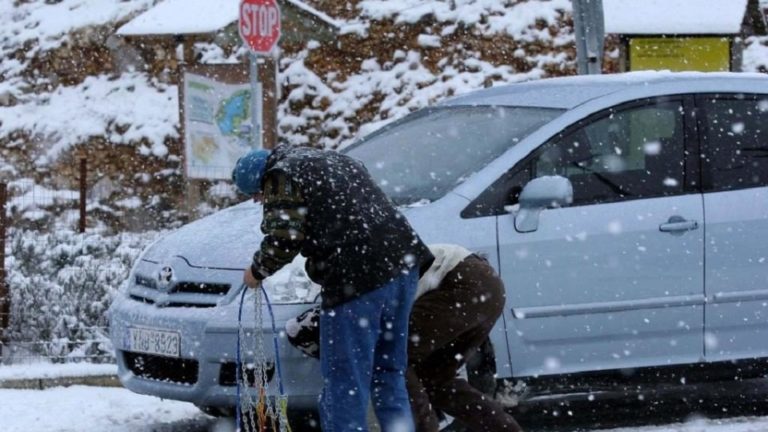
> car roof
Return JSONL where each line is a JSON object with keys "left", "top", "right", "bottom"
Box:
{"left": 440, "top": 71, "right": 768, "bottom": 109}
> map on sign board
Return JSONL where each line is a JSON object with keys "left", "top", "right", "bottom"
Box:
{"left": 183, "top": 72, "right": 261, "bottom": 179}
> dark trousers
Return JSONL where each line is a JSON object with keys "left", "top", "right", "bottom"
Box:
{"left": 407, "top": 255, "right": 523, "bottom": 432}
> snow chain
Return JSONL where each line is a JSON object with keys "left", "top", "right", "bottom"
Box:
{"left": 236, "top": 284, "right": 291, "bottom": 432}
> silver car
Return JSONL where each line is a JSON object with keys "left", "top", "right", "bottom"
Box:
{"left": 108, "top": 72, "right": 768, "bottom": 419}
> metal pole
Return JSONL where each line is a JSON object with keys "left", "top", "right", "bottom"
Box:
{"left": 249, "top": 52, "right": 263, "bottom": 149}
{"left": 0, "top": 182, "right": 8, "bottom": 355}
{"left": 573, "top": 0, "right": 605, "bottom": 75}
{"left": 79, "top": 158, "right": 87, "bottom": 233}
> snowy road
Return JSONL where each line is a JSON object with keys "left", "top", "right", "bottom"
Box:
{"left": 3, "top": 383, "right": 768, "bottom": 432}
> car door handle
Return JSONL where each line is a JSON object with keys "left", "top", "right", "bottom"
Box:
{"left": 659, "top": 216, "right": 699, "bottom": 234}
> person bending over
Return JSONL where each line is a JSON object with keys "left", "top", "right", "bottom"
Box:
{"left": 232, "top": 145, "right": 433, "bottom": 432}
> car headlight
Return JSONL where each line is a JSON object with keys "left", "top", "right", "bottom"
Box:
{"left": 262, "top": 260, "right": 321, "bottom": 304}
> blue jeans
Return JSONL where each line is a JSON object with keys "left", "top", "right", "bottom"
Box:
{"left": 319, "top": 269, "right": 418, "bottom": 432}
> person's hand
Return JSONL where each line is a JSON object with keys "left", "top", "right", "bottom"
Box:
{"left": 243, "top": 266, "right": 261, "bottom": 289}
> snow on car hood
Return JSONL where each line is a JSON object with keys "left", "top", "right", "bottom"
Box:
{"left": 141, "top": 200, "right": 263, "bottom": 269}
{"left": 140, "top": 199, "right": 433, "bottom": 270}
{"left": 135, "top": 198, "right": 445, "bottom": 304}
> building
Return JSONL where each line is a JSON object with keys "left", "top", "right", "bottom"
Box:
{"left": 604, "top": 0, "right": 767, "bottom": 72}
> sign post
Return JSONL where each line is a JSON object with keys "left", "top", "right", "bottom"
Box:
{"left": 573, "top": 0, "right": 605, "bottom": 75}
{"left": 239, "top": 0, "right": 281, "bottom": 149}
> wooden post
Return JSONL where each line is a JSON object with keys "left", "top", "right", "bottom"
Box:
{"left": 79, "top": 158, "right": 87, "bottom": 233}
{"left": 185, "top": 181, "right": 202, "bottom": 221}
{"left": 260, "top": 57, "right": 278, "bottom": 150}
{"left": 0, "top": 182, "right": 8, "bottom": 354}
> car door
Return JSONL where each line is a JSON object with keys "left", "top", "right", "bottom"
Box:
{"left": 467, "top": 97, "right": 705, "bottom": 377}
{"left": 697, "top": 93, "right": 768, "bottom": 361}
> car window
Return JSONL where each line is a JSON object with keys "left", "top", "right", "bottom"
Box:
{"left": 343, "top": 105, "right": 563, "bottom": 205}
{"left": 463, "top": 98, "right": 688, "bottom": 217}
{"left": 534, "top": 100, "right": 686, "bottom": 206}
{"left": 699, "top": 94, "right": 768, "bottom": 191}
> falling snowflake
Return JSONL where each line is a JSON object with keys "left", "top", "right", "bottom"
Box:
{"left": 608, "top": 220, "right": 623, "bottom": 234}
{"left": 643, "top": 140, "right": 661, "bottom": 155}
{"left": 705, "top": 332, "right": 719, "bottom": 350}
{"left": 544, "top": 356, "right": 561, "bottom": 371}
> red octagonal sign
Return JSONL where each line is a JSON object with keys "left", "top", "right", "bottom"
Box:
{"left": 239, "top": 0, "right": 281, "bottom": 54}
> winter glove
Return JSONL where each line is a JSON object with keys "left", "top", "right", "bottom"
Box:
{"left": 285, "top": 306, "right": 320, "bottom": 359}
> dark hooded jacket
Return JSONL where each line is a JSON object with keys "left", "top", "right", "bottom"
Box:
{"left": 251, "top": 145, "right": 433, "bottom": 308}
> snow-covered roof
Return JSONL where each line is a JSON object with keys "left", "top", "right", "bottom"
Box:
{"left": 441, "top": 71, "right": 768, "bottom": 109}
{"left": 117, "top": 0, "right": 238, "bottom": 36}
{"left": 284, "top": 0, "right": 341, "bottom": 29}
{"left": 604, "top": 0, "right": 748, "bottom": 35}
{"left": 117, "top": 0, "right": 339, "bottom": 37}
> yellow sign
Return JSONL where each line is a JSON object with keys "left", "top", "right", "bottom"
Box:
{"left": 629, "top": 37, "right": 731, "bottom": 72}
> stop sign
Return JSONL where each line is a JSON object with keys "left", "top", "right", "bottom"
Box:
{"left": 239, "top": 0, "right": 281, "bottom": 54}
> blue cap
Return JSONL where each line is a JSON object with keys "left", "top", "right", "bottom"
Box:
{"left": 232, "top": 149, "right": 272, "bottom": 195}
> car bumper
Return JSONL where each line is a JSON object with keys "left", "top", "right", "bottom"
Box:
{"left": 108, "top": 291, "right": 323, "bottom": 410}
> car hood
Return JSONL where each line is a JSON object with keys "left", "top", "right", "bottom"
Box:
{"left": 140, "top": 199, "right": 441, "bottom": 270}
{"left": 142, "top": 201, "right": 263, "bottom": 269}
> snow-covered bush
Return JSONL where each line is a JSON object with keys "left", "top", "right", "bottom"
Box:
{"left": 744, "top": 36, "right": 768, "bottom": 73}
{"left": 5, "top": 229, "right": 160, "bottom": 362}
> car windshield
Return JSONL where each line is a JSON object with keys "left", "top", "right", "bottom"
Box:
{"left": 344, "top": 105, "right": 563, "bottom": 205}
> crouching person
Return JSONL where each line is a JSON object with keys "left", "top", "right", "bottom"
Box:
{"left": 286, "top": 244, "right": 524, "bottom": 432}
{"left": 408, "top": 244, "right": 522, "bottom": 432}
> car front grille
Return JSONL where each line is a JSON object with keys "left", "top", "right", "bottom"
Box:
{"left": 219, "top": 361, "right": 275, "bottom": 387}
{"left": 173, "top": 282, "right": 231, "bottom": 295}
{"left": 165, "top": 302, "right": 217, "bottom": 308}
{"left": 135, "top": 274, "right": 157, "bottom": 289}
{"left": 129, "top": 295, "right": 155, "bottom": 305}
{"left": 124, "top": 352, "right": 199, "bottom": 385}
{"left": 128, "top": 296, "right": 218, "bottom": 308}
{"left": 128, "top": 278, "right": 231, "bottom": 308}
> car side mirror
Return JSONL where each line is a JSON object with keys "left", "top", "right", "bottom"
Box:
{"left": 515, "top": 176, "right": 573, "bottom": 233}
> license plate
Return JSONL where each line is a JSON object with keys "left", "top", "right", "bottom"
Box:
{"left": 127, "top": 327, "right": 181, "bottom": 358}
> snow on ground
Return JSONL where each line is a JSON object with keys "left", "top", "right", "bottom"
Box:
{"left": 0, "top": 386, "right": 213, "bottom": 432}
{"left": 0, "top": 72, "right": 178, "bottom": 162}
{"left": 2, "top": 384, "right": 768, "bottom": 431}
{"left": 0, "top": 0, "right": 153, "bottom": 53}
{"left": 281, "top": 0, "right": 574, "bottom": 148}
{"left": 0, "top": 0, "right": 154, "bottom": 101}
{"left": 278, "top": 47, "right": 548, "bottom": 149}
{"left": 357, "top": 0, "right": 571, "bottom": 30}
{"left": 0, "top": 362, "right": 116, "bottom": 381}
